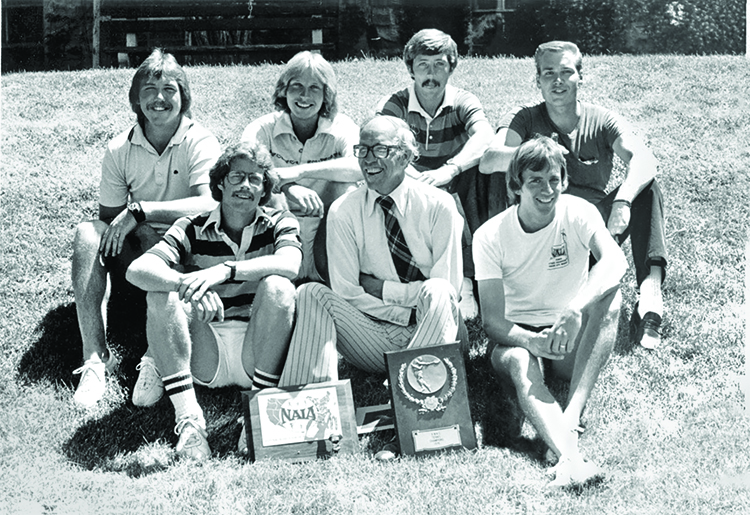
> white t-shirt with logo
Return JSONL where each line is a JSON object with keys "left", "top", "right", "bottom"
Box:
{"left": 473, "top": 194, "right": 604, "bottom": 326}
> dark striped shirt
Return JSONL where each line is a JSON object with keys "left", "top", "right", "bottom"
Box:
{"left": 377, "top": 85, "right": 488, "bottom": 171}
{"left": 147, "top": 206, "right": 301, "bottom": 319}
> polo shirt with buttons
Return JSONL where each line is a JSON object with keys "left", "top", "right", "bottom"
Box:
{"left": 99, "top": 115, "right": 221, "bottom": 231}
{"left": 377, "top": 84, "right": 488, "bottom": 171}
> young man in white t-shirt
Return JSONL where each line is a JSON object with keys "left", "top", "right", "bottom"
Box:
{"left": 473, "top": 135, "right": 627, "bottom": 487}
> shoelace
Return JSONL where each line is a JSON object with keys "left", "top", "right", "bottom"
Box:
{"left": 136, "top": 359, "right": 160, "bottom": 383}
{"left": 72, "top": 361, "right": 103, "bottom": 380}
{"left": 174, "top": 417, "right": 202, "bottom": 437}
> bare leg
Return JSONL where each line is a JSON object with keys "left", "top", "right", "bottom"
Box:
{"left": 145, "top": 291, "right": 212, "bottom": 459}
{"left": 243, "top": 275, "right": 296, "bottom": 379}
{"left": 549, "top": 289, "right": 621, "bottom": 430}
{"left": 72, "top": 220, "right": 110, "bottom": 363}
{"left": 490, "top": 345, "right": 579, "bottom": 460}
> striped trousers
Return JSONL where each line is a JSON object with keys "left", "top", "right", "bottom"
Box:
{"left": 279, "top": 279, "right": 462, "bottom": 386}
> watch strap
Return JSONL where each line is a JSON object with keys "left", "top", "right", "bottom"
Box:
{"left": 128, "top": 202, "right": 146, "bottom": 224}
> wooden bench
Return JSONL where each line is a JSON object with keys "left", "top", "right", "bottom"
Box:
{"left": 94, "top": 0, "right": 340, "bottom": 68}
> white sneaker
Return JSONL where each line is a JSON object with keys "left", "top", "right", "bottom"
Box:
{"left": 132, "top": 356, "right": 164, "bottom": 407}
{"left": 548, "top": 455, "right": 604, "bottom": 487}
{"left": 175, "top": 416, "right": 210, "bottom": 461}
{"left": 459, "top": 277, "right": 478, "bottom": 320}
{"left": 73, "top": 359, "right": 107, "bottom": 408}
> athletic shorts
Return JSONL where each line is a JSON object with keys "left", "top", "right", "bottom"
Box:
{"left": 485, "top": 323, "right": 552, "bottom": 360}
{"left": 193, "top": 319, "right": 254, "bottom": 389}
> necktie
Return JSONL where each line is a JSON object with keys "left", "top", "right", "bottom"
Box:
{"left": 376, "top": 195, "right": 426, "bottom": 283}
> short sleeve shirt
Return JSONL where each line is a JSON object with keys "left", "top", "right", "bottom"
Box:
{"left": 99, "top": 116, "right": 221, "bottom": 226}
{"left": 240, "top": 111, "right": 359, "bottom": 198}
{"left": 147, "top": 205, "right": 301, "bottom": 319}
{"left": 377, "top": 85, "right": 488, "bottom": 171}
{"left": 473, "top": 195, "right": 604, "bottom": 326}
{"left": 499, "top": 102, "right": 626, "bottom": 202}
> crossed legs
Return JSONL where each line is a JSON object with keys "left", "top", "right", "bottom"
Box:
{"left": 280, "top": 278, "right": 461, "bottom": 385}
{"left": 489, "top": 289, "right": 620, "bottom": 481}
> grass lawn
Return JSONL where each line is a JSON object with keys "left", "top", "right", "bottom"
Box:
{"left": 1, "top": 54, "right": 749, "bottom": 514}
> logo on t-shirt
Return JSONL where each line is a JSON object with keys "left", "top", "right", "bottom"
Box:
{"left": 548, "top": 230, "right": 569, "bottom": 270}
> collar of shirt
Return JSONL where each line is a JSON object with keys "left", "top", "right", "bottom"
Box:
{"left": 272, "top": 111, "right": 335, "bottom": 140}
{"left": 130, "top": 115, "right": 194, "bottom": 152}
{"left": 365, "top": 176, "right": 413, "bottom": 219}
{"left": 407, "top": 84, "right": 458, "bottom": 122}
{"left": 200, "top": 205, "right": 272, "bottom": 253}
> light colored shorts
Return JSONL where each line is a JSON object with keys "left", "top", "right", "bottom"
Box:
{"left": 193, "top": 319, "right": 254, "bottom": 389}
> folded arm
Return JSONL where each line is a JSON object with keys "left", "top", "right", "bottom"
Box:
{"left": 418, "top": 120, "right": 494, "bottom": 187}
{"left": 275, "top": 156, "right": 362, "bottom": 185}
{"left": 478, "top": 278, "right": 564, "bottom": 360}
{"left": 546, "top": 226, "right": 627, "bottom": 351}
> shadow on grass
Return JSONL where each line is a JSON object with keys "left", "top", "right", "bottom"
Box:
{"left": 17, "top": 284, "right": 149, "bottom": 391}
{"left": 55, "top": 310, "right": 605, "bottom": 472}
{"left": 63, "top": 385, "right": 245, "bottom": 475}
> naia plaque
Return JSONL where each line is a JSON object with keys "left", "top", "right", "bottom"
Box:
{"left": 242, "top": 380, "right": 359, "bottom": 462}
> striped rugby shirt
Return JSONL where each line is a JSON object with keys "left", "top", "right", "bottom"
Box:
{"left": 376, "top": 84, "right": 489, "bottom": 171}
{"left": 146, "top": 205, "right": 301, "bottom": 320}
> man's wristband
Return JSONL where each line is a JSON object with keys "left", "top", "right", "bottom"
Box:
{"left": 127, "top": 201, "right": 146, "bottom": 224}
{"left": 612, "top": 199, "right": 631, "bottom": 208}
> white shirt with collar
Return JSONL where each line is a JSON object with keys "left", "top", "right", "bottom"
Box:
{"left": 99, "top": 115, "right": 220, "bottom": 232}
{"left": 326, "top": 176, "right": 463, "bottom": 326}
{"left": 241, "top": 110, "right": 359, "bottom": 197}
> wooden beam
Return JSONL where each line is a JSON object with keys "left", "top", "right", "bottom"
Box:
{"left": 93, "top": 0, "right": 101, "bottom": 68}
{"left": 103, "top": 43, "right": 334, "bottom": 55}
{"left": 101, "top": 16, "right": 336, "bottom": 33}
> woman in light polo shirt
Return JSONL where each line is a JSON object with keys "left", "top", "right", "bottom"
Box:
{"left": 242, "top": 51, "right": 361, "bottom": 282}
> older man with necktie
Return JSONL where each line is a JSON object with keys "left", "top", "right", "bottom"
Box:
{"left": 279, "top": 116, "right": 466, "bottom": 384}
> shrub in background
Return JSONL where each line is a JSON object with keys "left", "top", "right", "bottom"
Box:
{"left": 470, "top": 0, "right": 745, "bottom": 56}
{"left": 614, "top": 0, "right": 746, "bottom": 54}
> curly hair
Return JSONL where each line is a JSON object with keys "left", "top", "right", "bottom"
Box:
{"left": 209, "top": 142, "right": 279, "bottom": 205}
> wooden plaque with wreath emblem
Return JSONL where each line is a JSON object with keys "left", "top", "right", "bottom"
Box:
{"left": 384, "top": 343, "right": 476, "bottom": 456}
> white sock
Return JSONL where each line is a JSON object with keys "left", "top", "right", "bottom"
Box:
{"left": 639, "top": 266, "right": 663, "bottom": 318}
{"left": 163, "top": 370, "right": 203, "bottom": 426}
{"left": 252, "top": 369, "right": 281, "bottom": 390}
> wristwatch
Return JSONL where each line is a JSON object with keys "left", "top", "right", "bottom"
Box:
{"left": 223, "top": 261, "right": 237, "bottom": 282}
{"left": 127, "top": 201, "right": 146, "bottom": 224}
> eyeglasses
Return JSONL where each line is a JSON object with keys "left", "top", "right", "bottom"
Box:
{"left": 226, "top": 171, "right": 264, "bottom": 187}
{"left": 353, "top": 144, "right": 400, "bottom": 159}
